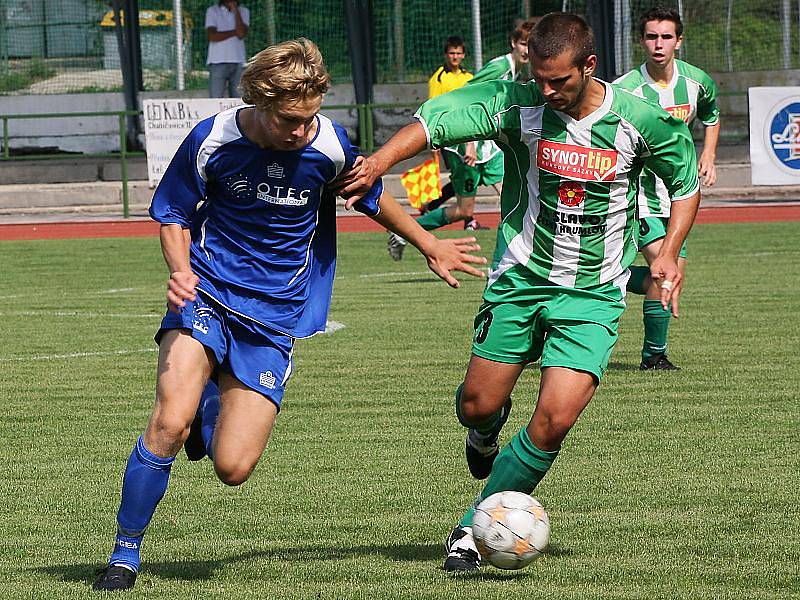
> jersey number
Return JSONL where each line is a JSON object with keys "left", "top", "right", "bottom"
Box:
{"left": 475, "top": 311, "right": 493, "bottom": 344}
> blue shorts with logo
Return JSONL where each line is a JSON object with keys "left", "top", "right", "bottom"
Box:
{"left": 156, "top": 293, "right": 294, "bottom": 409}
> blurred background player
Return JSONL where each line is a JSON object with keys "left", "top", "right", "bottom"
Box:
{"left": 388, "top": 36, "right": 475, "bottom": 260}
{"left": 468, "top": 17, "right": 537, "bottom": 85}
{"left": 92, "top": 38, "right": 485, "bottom": 592}
{"left": 419, "top": 36, "right": 471, "bottom": 215}
{"left": 337, "top": 12, "right": 700, "bottom": 573}
{"left": 389, "top": 21, "right": 536, "bottom": 260}
{"left": 615, "top": 6, "right": 720, "bottom": 370}
{"left": 205, "top": 0, "right": 249, "bottom": 98}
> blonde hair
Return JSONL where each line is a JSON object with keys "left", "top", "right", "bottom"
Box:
{"left": 241, "top": 38, "right": 331, "bottom": 110}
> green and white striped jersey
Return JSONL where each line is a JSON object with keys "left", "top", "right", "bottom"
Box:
{"left": 470, "top": 53, "right": 518, "bottom": 85}
{"left": 415, "top": 80, "right": 699, "bottom": 295}
{"left": 614, "top": 60, "right": 719, "bottom": 217}
{"left": 445, "top": 53, "right": 520, "bottom": 164}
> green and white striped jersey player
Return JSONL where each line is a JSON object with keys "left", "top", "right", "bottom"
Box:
{"left": 395, "top": 19, "right": 538, "bottom": 247}
{"left": 614, "top": 59, "right": 719, "bottom": 218}
{"left": 337, "top": 13, "right": 702, "bottom": 574}
{"left": 416, "top": 78, "right": 699, "bottom": 294}
{"left": 612, "top": 7, "right": 720, "bottom": 371}
{"left": 450, "top": 20, "right": 536, "bottom": 169}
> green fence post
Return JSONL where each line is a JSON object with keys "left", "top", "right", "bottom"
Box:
{"left": 119, "top": 114, "right": 129, "bottom": 219}
{"left": 357, "top": 104, "right": 366, "bottom": 151}
{"left": 366, "top": 105, "right": 374, "bottom": 154}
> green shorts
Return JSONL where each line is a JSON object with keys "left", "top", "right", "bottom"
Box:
{"left": 637, "top": 216, "right": 688, "bottom": 259}
{"left": 472, "top": 277, "right": 626, "bottom": 382}
{"left": 443, "top": 150, "right": 504, "bottom": 197}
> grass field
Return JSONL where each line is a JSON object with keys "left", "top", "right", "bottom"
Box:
{"left": 1, "top": 221, "right": 799, "bottom": 599}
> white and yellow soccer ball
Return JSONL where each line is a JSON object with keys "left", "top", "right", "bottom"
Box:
{"left": 472, "top": 491, "right": 550, "bottom": 570}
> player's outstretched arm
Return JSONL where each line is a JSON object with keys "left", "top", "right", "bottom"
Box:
{"left": 648, "top": 190, "right": 700, "bottom": 316}
{"left": 372, "top": 191, "right": 487, "bottom": 288}
{"left": 336, "top": 122, "right": 429, "bottom": 205}
{"left": 159, "top": 224, "right": 199, "bottom": 313}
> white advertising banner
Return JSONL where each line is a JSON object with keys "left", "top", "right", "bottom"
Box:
{"left": 143, "top": 98, "right": 244, "bottom": 187}
{"left": 749, "top": 87, "right": 800, "bottom": 185}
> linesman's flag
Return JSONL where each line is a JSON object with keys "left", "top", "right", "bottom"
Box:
{"left": 400, "top": 159, "right": 441, "bottom": 209}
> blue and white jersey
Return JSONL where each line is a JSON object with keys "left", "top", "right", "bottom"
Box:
{"left": 150, "top": 106, "right": 383, "bottom": 338}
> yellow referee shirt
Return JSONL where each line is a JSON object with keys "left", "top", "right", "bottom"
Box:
{"left": 428, "top": 66, "right": 473, "bottom": 99}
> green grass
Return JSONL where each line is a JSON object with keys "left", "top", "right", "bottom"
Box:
{"left": 0, "top": 221, "right": 799, "bottom": 598}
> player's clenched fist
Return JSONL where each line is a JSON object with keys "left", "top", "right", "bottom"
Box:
{"left": 166, "top": 270, "right": 199, "bottom": 313}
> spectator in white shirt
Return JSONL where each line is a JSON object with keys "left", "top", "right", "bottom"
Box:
{"left": 205, "top": 0, "right": 249, "bottom": 97}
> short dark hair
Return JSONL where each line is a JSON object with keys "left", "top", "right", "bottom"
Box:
{"left": 529, "top": 13, "right": 594, "bottom": 68}
{"left": 639, "top": 7, "right": 683, "bottom": 38}
{"left": 443, "top": 36, "right": 465, "bottom": 53}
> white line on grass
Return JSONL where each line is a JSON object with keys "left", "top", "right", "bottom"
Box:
{"left": 356, "top": 271, "right": 432, "bottom": 279}
{"left": 324, "top": 320, "right": 346, "bottom": 334}
{"left": 93, "top": 287, "right": 139, "bottom": 294}
{"left": 0, "top": 311, "right": 161, "bottom": 319}
{"left": 0, "top": 348, "right": 158, "bottom": 362}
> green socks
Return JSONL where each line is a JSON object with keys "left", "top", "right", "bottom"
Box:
{"left": 629, "top": 270, "right": 673, "bottom": 360}
{"left": 416, "top": 207, "right": 451, "bottom": 231}
{"left": 459, "top": 428, "right": 559, "bottom": 527}
{"left": 642, "top": 299, "right": 671, "bottom": 360}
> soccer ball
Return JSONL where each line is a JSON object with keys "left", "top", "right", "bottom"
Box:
{"left": 472, "top": 491, "right": 550, "bottom": 570}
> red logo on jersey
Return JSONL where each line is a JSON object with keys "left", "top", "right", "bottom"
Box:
{"left": 537, "top": 140, "right": 618, "bottom": 182}
{"left": 558, "top": 181, "right": 585, "bottom": 206}
{"left": 665, "top": 103, "right": 692, "bottom": 123}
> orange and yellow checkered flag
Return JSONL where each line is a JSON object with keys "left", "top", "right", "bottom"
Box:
{"left": 400, "top": 159, "right": 441, "bottom": 209}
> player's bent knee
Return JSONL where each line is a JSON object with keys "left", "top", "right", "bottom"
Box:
{"left": 147, "top": 415, "right": 193, "bottom": 454}
{"left": 213, "top": 459, "right": 257, "bottom": 487}
{"left": 532, "top": 410, "right": 575, "bottom": 446}
{"left": 459, "top": 385, "right": 503, "bottom": 426}
{"left": 214, "top": 466, "right": 253, "bottom": 487}
{"left": 452, "top": 203, "right": 474, "bottom": 220}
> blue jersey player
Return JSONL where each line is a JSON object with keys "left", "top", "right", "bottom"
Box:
{"left": 93, "top": 38, "right": 486, "bottom": 592}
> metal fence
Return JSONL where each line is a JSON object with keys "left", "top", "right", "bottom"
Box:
{"left": 0, "top": 0, "right": 797, "bottom": 96}
{"left": 612, "top": 0, "right": 800, "bottom": 74}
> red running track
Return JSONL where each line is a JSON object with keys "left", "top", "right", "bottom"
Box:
{"left": 1, "top": 204, "right": 799, "bottom": 241}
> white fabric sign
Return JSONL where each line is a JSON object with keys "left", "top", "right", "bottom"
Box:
{"left": 749, "top": 87, "right": 800, "bottom": 185}
{"left": 143, "top": 98, "right": 244, "bottom": 187}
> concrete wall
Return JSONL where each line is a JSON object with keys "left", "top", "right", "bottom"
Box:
{"left": 0, "top": 83, "right": 368, "bottom": 154}
{"left": 2, "top": 69, "right": 799, "bottom": 153}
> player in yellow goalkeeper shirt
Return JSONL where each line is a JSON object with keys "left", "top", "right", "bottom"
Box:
{"left": 428, "top": 36, "right": 473, "bottom": 98}
{"left": 389, "top": 37, "right": 477, "bottom": 260}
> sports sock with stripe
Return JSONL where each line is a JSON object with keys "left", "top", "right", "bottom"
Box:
{"left": 109, "top": 436, "right": 174, "bottom": 572}
{"left": 642, "top": 299, "right": 671, "bottom": 361}
{"left": 459, "top": 428, "right": 559, "bottom": 527}
{"left": 200, "top": 385, "right": 221, "bottom": 460}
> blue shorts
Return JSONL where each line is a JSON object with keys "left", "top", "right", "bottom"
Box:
{"left": 156, "top": 293, "right": 294, "bottom": 409}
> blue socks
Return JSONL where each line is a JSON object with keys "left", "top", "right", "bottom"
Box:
{"left": 200, "top": 382, "right": 221, "bottom": 460}
{"left": 109, "top": 436, "right": 174, "bottom": 572}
